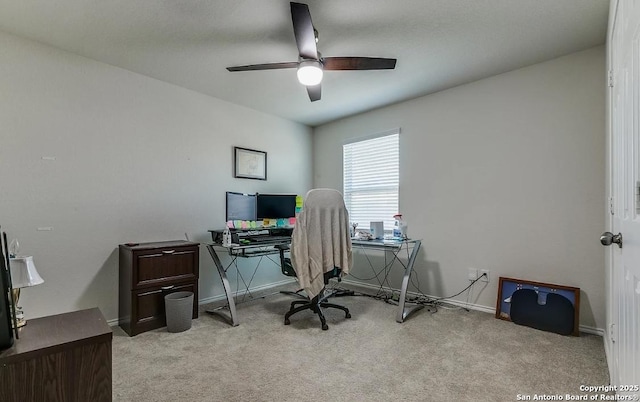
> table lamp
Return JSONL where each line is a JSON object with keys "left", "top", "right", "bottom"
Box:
{"left": 9, "top": 256, "right": 44, "bottom": 328}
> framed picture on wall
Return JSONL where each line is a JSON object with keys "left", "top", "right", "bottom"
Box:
{"left": 233, "top": 146, "right": 267, "bottom": 180}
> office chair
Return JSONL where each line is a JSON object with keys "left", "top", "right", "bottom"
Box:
{"left": 277, "top": 188, "right": 353, "bottom": 330}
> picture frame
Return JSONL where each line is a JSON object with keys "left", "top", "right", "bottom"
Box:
{"left": 233, "top": 146, "right": 267, "bottom": 180}
{"left": 496, "top": 276, "right": 580, "bottom": 336}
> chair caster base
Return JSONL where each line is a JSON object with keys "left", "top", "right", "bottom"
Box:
{"left": 283, "top": 288, "right": 351, "bottom": 330}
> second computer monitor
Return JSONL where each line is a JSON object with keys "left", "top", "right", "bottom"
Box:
{"left": 226, "top": 192, "right": 257, "bottom": 222}
{"left": 256, "top": 194, "right": 296, "bottom": 220}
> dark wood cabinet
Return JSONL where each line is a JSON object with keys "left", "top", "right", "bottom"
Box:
{"left": 119, "top": 240, "right": 199, "bottom": 336}
{"left": 0, "top": 308, "right": 112, "bottom": 402}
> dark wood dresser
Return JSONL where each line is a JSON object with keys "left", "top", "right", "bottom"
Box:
{"left": 119, "top": 240, "right": 199, "bottom": 336}
{"left": 0, "top": 308, "right": 113, "bottom": 402}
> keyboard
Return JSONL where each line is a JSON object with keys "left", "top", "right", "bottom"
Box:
{"left": 245, "top": 235, "right": 291, "bottom": 243}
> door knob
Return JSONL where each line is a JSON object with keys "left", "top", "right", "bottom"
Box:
{"left": 600, "top": 232, "right": 623, "bottom": 248}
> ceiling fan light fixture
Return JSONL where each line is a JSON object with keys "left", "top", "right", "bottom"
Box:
{"left": 297, "top": 60, "right": 323, "bottom": 86}
{"left": 226, "top": 2, "right": 397, "bottom": 102}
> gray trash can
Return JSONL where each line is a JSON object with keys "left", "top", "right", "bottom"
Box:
{"left": 164, "top": 291, "right": 194, "bottom": 333}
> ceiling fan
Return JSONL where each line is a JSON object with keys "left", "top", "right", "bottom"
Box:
{"left": 226, "top": 2, "right": 397, "bottom": 102}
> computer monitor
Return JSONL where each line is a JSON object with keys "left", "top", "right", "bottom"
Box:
{"left": 1, "top": 229, "right": 16, "bottom": 349}
{"left": 256, "top": 194, "right": 297, "bottom": 220}
{"left": 225, "top": 192, "right": 257, "bottom": 222}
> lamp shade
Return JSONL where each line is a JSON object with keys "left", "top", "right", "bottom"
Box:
{"left": 297, "top": 60, "right": 323, "bottom": 86}
{"left": 9, "top": 256, "right": 44, "bottom": 288}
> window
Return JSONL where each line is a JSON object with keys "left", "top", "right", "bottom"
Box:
{"left": 343, "top": 130, "right": 399, "bottom": 232}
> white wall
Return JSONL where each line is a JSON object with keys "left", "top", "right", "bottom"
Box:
{"left": 0, "top": 31, "right": 312, "bottom": 322}
{"left": 0, "top": 29, "right": 606, "bottom": 330}
{"left": 313, "top": 46, "right": 606, "bottom": 329}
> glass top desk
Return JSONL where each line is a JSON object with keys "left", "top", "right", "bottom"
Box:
{"left": 350, "top": 238, "right": 423, "bottom": 323}
{"left": 206, "top": 237, "right": 423, "bottom": 326}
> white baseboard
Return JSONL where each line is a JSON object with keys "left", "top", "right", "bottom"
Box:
{"left": 341, "top": 279, "right": 604, "bottom": 336}
{"left": 197, "top": 278, "right": 297, "bottom": 305}
{"left": 340, "top": 279, "right": 494, "bottom": 313}
{"left": 108, "top": 278, "right": 606, "bottom": 338}
{"left": 579, "top": 325, "right": 604, "bottom": 336}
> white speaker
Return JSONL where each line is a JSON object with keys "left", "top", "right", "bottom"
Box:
{"left": 370, "top": 221, "right": 384, "bottom": 240}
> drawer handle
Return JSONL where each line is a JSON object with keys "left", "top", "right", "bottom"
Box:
{"left": 161, "top": 285, "right": 175, "bottom": 291}
{"left": 162, "top": 250, "right": 176, "bottom": 254}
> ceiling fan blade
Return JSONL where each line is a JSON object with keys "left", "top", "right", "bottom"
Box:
{"left": 290, "top": 2, "right": 318, "bottom": 60}
{"left": 306, "top": 84, "right": 321, "bottom": 102}
{"left": 323, "top": 57, "right": 397, "bottom": 70}
{"left": 227, "top": 62, "right": 299, "bottom": 72}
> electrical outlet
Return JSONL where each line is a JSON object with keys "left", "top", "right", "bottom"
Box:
{"left": 468, "top": 268, "right": 478, "bottom": 281}
{"left": 480, "top": 269, "right": 490, "bottom": 283}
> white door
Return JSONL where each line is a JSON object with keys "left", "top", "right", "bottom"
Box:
{"left": 607, "top": 0, "right": 640, "bottom": 389}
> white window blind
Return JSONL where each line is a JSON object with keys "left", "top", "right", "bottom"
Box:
{"left": 343, "top": 131, "right": 399, "bottom": 232}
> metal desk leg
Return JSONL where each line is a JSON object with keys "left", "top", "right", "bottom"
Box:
{"left": 396, "top": 240, "right": 424, "bottom": 323}
{"left": 206, "top": 244, "right": 238, "bottom": 326}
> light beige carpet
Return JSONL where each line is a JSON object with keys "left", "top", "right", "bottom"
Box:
{"left": 112, "top": 287, "right": 609, "bottom": 402}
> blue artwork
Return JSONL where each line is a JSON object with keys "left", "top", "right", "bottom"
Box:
{"left": 497, "top": 278, "right": 577, "bottom": 321}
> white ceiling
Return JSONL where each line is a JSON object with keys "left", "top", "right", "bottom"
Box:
{"left": 0, "top": 1, "right": 609, "bottom": 127}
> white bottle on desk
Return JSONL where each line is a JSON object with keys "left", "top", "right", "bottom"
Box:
{"left": 222, "top": 227, "right": 231, "bottom": 247}
{"left": 393, "top": 214, "right": 408, "bottom": 239}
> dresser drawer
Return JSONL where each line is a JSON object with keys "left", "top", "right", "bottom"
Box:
{"left": 134, "top": 247, "right": 198, "bottom": 289}
{"left": 131, "top": 281, "right": 198, "bottom": 336}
